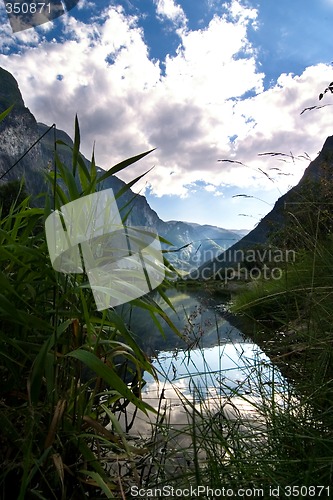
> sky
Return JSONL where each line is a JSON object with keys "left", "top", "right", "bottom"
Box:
{"left": 0, "top": 0, "right": 333, "bottom": 230}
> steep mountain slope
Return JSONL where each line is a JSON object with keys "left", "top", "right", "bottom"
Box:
{"left": 191, "top": 135, "right": 333, "bottom": 278}
{"left": 0, "top": 68, "right": 46, "bottom": 194}
{"left": 161, "top": 220, "right": 243, "bottom": 271}
{"left": 0, "top": 66, "right": 246, "bottom": 270}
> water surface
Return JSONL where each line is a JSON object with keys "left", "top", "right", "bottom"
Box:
{"left": 119, "top": 288, "right": 285, "bottom": 398}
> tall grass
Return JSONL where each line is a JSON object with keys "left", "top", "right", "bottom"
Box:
{"left": 126, "top": 196, "right": 333, "bottom": 494}
{"left": 2, "top": 105, "right": 333, "bottom": 496}
{"left": 228, "top": 199, "right": 333, "bottom": 486}
{"left": 0, "top": 113, "right": 179, "bottom": 499}
{"left": 131, "top": 315, "right": 333, "bottom": 494}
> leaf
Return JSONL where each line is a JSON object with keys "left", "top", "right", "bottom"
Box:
{"left": 77, "top": 154, "right": 91, "bottom": 193}
{"left": 66, "top": 349, "right": 155, "bottom": 415}
{"left": 258, "top": 167, "right": 273, "bottom": 181}
{"left": 300, "top": 104, "right": 333, "bottom": 114}
{"left": 131, "top": 295, "right": 181, "bottom": 337}
{"left": 76, "top": 438, "right": 105, "bottom": 476}
{"left": 0, "top": 409, "right": 20, "bottom": 442}
{"left": 79, "top": 471, "right": 115, "bottom": 498}
{"left": 18, "top": 448, "right": 52, "bottom": 500}
{"left": 82, "top": 415, "right": 120, "bottom": 443}
{"left": 45, "top": 399, "right": 67, "bottom": 449}
{"left": 72, "top": 114, "right": 80, "bottom": 177}
{"left": 94, "top": 312, "right": 154, "bottom": 374}
{"left": 217, "top": 159, "right": 245, "bottom": 166}
{"left": 55, "top": 152, "right": 80, "bottom": 201}
{"left": 29, "top": 320, "right": 72, "bottom": 404}
{"left": 96, "top": 149, "right": 155, "bottom": 185}
{"left": 101, "top": 404, "right": 149, "bottom": 456}
{"left": 154, "top": 286, "right": 177, "bottom": 313}
{"left": 54, "top": 183, "right": 69, "bottom": 207}
{"left": 258, "top": 152, "right": 288, "bottom": 157}
{"left": 52, "top": 453, "right": 65, "bottom": 497}
{"left": 90, "top": 144, "right": 97, "bottom": 189}
{"left": 163, "top": 242, "right": 192, "bottom": 253}
{"left": 116, "top": 168, "right": 154, "bottom": 202}
{"left": 0, "top": 104, "right": 14, "bottom": 122}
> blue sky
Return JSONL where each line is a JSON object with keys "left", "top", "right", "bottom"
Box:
{"left": 0, "top": 0, "right": 333, "bottom": 229}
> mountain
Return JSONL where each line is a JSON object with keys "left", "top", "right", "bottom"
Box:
{"left": 36, "top": 123, "right": 247, "bottom": 272}
{"left": 191, "top": 135, "right": 333, "bottom": 279}
{"left": 0, "top": 67, "right": 246, "bottom": 270}
{"left": 0, "top": 69, "right": 46, "bottom": 195}
{"left": 160, "top": 220, "right": 245, "bottom": 272}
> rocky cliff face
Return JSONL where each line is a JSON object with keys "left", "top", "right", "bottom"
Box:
{"left": 0, "top": 68, "right": 45, "bottom": 194}
{"left": 160, "top": 220, "right": 242, "bottom": 271}
{"left": 37, "top": 120, "right": 164, "bottom": 230}
{"left": 0, "top": 67, "right": 246, "bottom": 270}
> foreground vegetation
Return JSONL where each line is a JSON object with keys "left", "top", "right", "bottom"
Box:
{"left": 0, "top": 114, "right": 180, "bottom": 498}
{"left": 125, "top": 147, "right": 333, "bottom": 494}
{"left": 1, "top": 107, "right": 333, "bottom": 498}
{"left": 229, "top": 185, "right": 333, "bottom": 488}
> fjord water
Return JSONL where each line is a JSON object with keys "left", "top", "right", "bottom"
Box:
{"left": 119, "top": 288, "right": 286, "bottom": 398}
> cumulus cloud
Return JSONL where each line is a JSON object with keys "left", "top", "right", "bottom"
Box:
{"left": 231, "top": 64, "right": 333, "bottom": 184}
{"left": 154, "top": 0, "right": 187, "bottom": 29}
{"left": 77, "top": 0, "right": 96, "bottom": 10}
{"left": 0, "top": 3, "right": 43, "bottom": 52}
{"left": 0, "top": 0, "right": 332, "bottom": 207}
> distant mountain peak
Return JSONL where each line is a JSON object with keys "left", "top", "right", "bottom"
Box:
{"left": 321, "top": 135, "right": 333, "bottom": 153}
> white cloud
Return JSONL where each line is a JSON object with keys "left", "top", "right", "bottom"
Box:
{"left": 0, "top": 3, "right": 43, "bottom": 52}
{"left": 0, "top": 0, "right": 332, "bottom": 210}
{"left": 161, "top": 13, "right": 263, "bottom": 104}
{"left": 154, "top": 0, "right": 187, "bottom": 29}
{"left": 204, "top": 184, "right": 216, "bottom": 192}
{"left": 230, "top": 64, "right": 333, "bottom": 186}
{"left": 77, "top": 0, "right": 96, "bottom": 10}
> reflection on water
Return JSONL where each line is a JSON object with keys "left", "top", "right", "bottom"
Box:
{"left": 118, "top": 288, "right": 245, "bottom": 354}
{"left": 143, "top": 342, "right": 286, "bottom": 398}
{"left": 118, "top": 288, "right": 286, "bottom": 397}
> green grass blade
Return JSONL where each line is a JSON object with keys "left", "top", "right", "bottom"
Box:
{"left": 115, "top": 167, "right": 154, "bottom": 199}
{"left": 66, "top": 349, "right": 155, "bottom": 414}
{"left": 55, "top": 153, "right": 79, "bottom": 201}
{"left": 72, "top": 114, "right": 80, "bottom": 177}
{"left": 79, "top": 471, "right": 115, "bottom": 499}
{"left": 0, "top": 104, "right": 14, "bottom": 122}
{"left": 96, "top": 149, "right": 155, "bottom": 184}
{"left": 77, "top": 154, "right": 91, "bottom": 193}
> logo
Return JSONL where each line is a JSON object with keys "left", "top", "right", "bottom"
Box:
{"left": 3, "top": 1, "right": 80, "bottom": 33}
{"left": 45, "top": 189, "right": 165, "bottom": 310}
